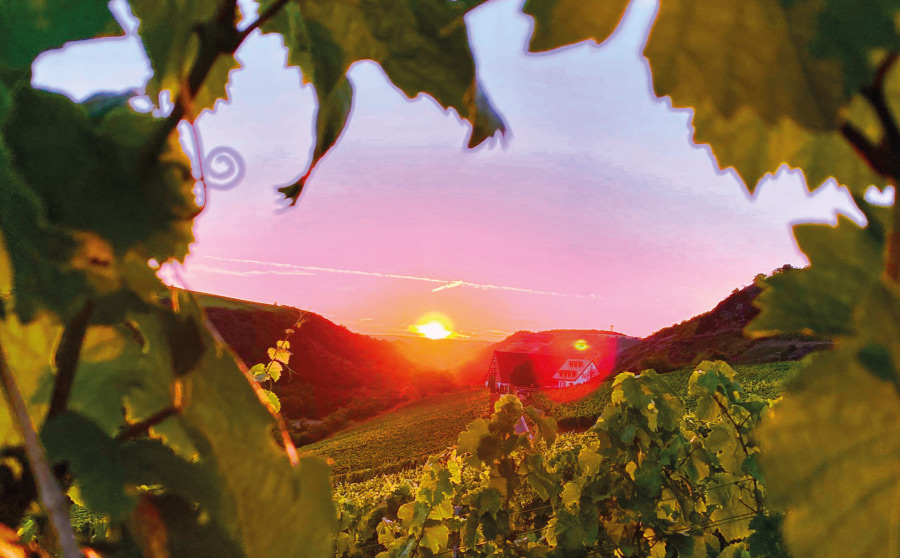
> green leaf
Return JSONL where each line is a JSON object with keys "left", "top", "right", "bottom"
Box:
{"left": 421, "top": 525, "right": 449, "bottom": 553}
{"left": 0, "top": 0, "right": 122, "bottom": 70}
{"left": 175, "top": 295, "right": 337, "bottom": 557}
{"left": 266, "top": 360, "right": 283, "bottom": 382}
{"left": 263, "top": 389, "right": 281, "bottom": 412}
{"left": 130, "top": 0, "right": 241, "bottom": 114}
{"left": 577, "top": 446, "right": 603, "bottom": 477}
{"left": 857, "top": 343, "right": 900, "bottom": 392}
{"left": 524, "top": 0, "right": 896, "bottom": 194}
{"left": 806, "top": 0, "right": 900, "bottom": 96}
{"left": 747, "top": 205, "right": 888, "bottom": 338}
{"left": 260, "top": 0, "right": 507, "bottom": 203}
{"left": 150, "top": 493, "right": 244, "bottom": 558}
{"left": 757, "top": 280, "right": 900, "bottom": 558}
{"left": 249, "top": 362, "right": 267, "bottom": 380}
{"left": 0, "top": 86, "right": 196, "bottom": 322}
{"left": 523, "top": 0, "right": 630, "bottom": 52}
{"left": 457, "top": 418, "right": 490, "bottom": 460}
{"left": 41, "top": 412, "right": 136, "bottom": 519}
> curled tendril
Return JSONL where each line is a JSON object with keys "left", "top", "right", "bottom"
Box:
{"left": 204, "top": 146, "right": 245, "bottom": 190}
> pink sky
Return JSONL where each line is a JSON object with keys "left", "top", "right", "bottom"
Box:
{"left": 33, "top": 0, "right": 876, "bottom": 340}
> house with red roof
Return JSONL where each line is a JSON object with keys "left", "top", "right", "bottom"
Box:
{"left": 486, "top": 351, "right": 600, "bottom": 393}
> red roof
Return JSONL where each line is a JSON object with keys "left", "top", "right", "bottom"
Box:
{"left": 491, "top": 351, "right": 568, "bottom": 387}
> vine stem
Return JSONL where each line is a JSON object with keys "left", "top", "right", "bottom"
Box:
{"left": 887, "top": 184, "right": 900, "bottom": 281}
{"left": 841, "top": 51, "right": 900, "bottom": 282}
{"left": 142, "top": 0, "right": 292, "bottom": 169}
{"left": 711, "top": 392, "right": 762, "bottom": 513}
{"left": 0, "top": 339, "right": 81, "bottom": 558}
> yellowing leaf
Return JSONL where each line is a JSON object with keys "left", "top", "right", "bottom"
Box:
{"left": 561, "top": 478, "right": 585, "bottom": 508}
{"left": 266, "top": 361, "right": 283, "bottom": 382}
{"left": 421, "top": 525, "right": 449, "bottom": 553}
{"left": 267, "top": 347, "right": 291, "bottom": 364}
{"left": 0, "top": 309, "right": 60, "bottom": 445}
{"left": 263, "top": 389, "right": 281, "bottom": 413}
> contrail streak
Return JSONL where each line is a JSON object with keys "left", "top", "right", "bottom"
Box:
{"left": 198, "top": 255, "right": 603, "bottom": 300}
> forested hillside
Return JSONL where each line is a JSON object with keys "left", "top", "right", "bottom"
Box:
{"left": 196, "top": 292, "right": 456, "bottom": 421}
{"left": 616, "top": 268, "right": 830, "bottom": 371}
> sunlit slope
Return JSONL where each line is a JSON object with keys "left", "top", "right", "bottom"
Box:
{"left": 303, "top": 389, "right": 491, "bottom": 480}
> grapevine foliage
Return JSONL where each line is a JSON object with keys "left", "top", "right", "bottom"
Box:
{"left": 332, "top": 366, "right": 772, "bottom": 558}
{"left": 523, "top": 2, "right": 900, "bottom": 558}
{"left": 2, "top": 1, "right": 900, "bottom": 558}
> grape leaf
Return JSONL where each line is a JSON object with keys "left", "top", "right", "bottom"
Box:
{"left": 56, "top": 295, "right": 335, "bottom": 556}
{"left": 263, "top": 389, "right": 281, "bottom": 412}
{"left": 41, "top": 411, "right": 136, "bottom": 519}
{"left": 0, "top": 86, "right": 196, "bottom": 322}
{"left": 524, "top": 0, "right": 894, "bottom": 194}
{"left": 523, "top": 0, "right": 630, "bottom": 52}
{"left": 0, "top": 307, "right": 59, "bottom": 446}
{"left": 0, "top": 0, "right": 122, "bottom": 70}
{"left": 266, "top": 360, "right": 283, "bottom": 381}
{"left": 421, "top": 525, "right": 450, "bottom": 553}
{"left": 746, "top": 204, "right": 888, "bottom": 338}
{"left": 259, "top": 0, "right": 507, "bottom": 203}
{"left": 130, "top": 0, "right": 241, "bottom": 115}
{"left": 807, "top": 0, "right": 900, "bottom": 96}
{"left": 171, "top": 295, "right": 336, "bottom": 557}
{"left": 757, "top": 279, "right": 900, "bottom": 558}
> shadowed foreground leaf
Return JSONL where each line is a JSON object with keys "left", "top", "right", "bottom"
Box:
{"left": 757, "top": 280, "right": 900, "bottom": 558}
{"left": 260, "top": 0, "right": 507, "bottom": 203}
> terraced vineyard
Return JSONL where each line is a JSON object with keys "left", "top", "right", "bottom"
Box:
{"left": 303, "top": 389, "right": 492, "bottom": 481}
{"left": 534, "top": 361, "right": 799, "bottom": 428}
{"left": 308, "top": 362, "right": 797, "bottom": 483}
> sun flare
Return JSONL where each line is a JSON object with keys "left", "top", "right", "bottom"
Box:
{"left": 414, "top": 321, "right": 452, "bottom": 339}
{"left": 410, "top": 312, "right": 455, "bottom": 339}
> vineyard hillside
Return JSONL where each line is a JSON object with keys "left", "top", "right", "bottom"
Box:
{"left": 193, "top": 291, "right": 457, "bottom": 422}
{"left": 301, "top": 389, "right": 492, "bottom": 482}
{"left": 307, "top": 361, "right": 795, "bottom": 483}
{"left": 615, "top": 268, "right": 831, "bottom": 371}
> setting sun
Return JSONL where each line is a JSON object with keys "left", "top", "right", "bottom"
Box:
{"left": 410, "top": 312, "right": 456, "bottom": 339}
{"left": 414, "top": 321, "right": 452, "bottom": 339}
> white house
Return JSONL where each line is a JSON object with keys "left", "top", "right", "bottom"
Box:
{"left": 551, "top": 358, "right": 600, "bottom": 388}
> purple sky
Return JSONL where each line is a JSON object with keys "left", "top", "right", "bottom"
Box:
{"left": 32, "top": 0, "right": 881, "bottom": 340}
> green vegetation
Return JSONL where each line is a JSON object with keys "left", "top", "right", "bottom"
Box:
{"left": 304, "top": 390, "right": 491, "bottom": 482}
{"left": 331, "top": 364, "right": 781, "bottom": 557}
{"left": 534, "top": 361, "right": 798, "bottom": 429}
{"left": 2, "top": 0, "right": 900, "bottom": 557}
{"left": 309, "top": 362, "right": 795, "bottom": 484}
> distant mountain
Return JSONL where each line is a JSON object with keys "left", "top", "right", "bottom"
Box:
{"left": 375, "top": 335, "right": 494, "bottom": 372}
{"left": 615, "top": 267, "right": 830, "bottom": 372}
{"left": 454, "top": 329, "right": 640, "bottom": 386}
{"left": 194, "top": 292, "right": 450, "bottom": 421}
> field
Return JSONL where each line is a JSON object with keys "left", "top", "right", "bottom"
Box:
{"left": 303, "top": 389, "right": 492, "bottom": 481}
{"left": 310, "top": 361, "right": 798, "bottom": 482}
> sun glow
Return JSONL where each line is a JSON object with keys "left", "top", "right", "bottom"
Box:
{"left": 410, "top": 312, "right": 455, "bottom": 339}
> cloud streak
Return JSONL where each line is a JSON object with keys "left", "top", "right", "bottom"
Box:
{"left": 197, "top": 255, "right": 604, "bottom": 300}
